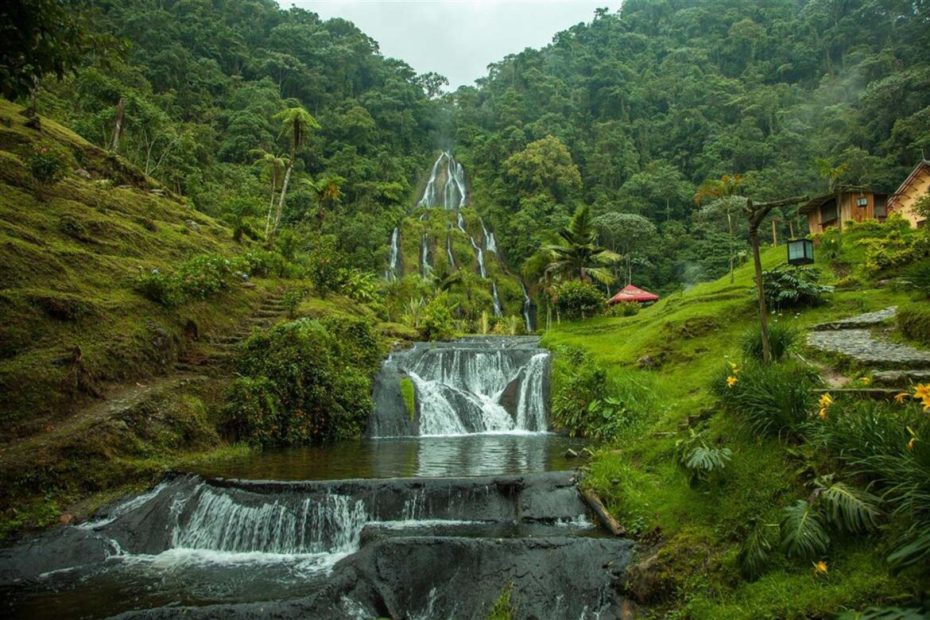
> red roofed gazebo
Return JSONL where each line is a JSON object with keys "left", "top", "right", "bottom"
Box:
{"left": 608, "top": 284, "right": 659, "bottom": 305}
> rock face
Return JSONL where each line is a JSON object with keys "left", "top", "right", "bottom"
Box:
{"left": 1, "top": 472, "right": 634, "bottom": 619}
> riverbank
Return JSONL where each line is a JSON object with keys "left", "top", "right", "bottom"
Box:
{"left": 543, "top": 247, "right": 927, "bottom": 618}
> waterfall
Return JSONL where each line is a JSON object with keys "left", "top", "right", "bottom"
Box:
{"left": 480, "top": 218, "right": 497, "bottom": 254}
{"left": 521, "top": 281, "right": 534, "bottom": 332}
{"left": 421, "top": 234, "right": 431, "bottom": 277}
{"left": 446, "top": 235, "right": 455, "bottom": 268}
{"left": 386, "top": 227, "right": 399, "bottom": 280}
{"left": 418, "top": 152, "right": 467, "bottom": 210}
{"left": 515, "top": 353, "right": 548, "bottom": 431}
{"left": 456, "top": 211, "right": 466, "bottom": 233}
{"left": 370, "top": 338, "right": 550, "bottom": 437}
{"left": 469, "top": 235, "right": 486, "bottom": 278}
{"left": 173, "top": 487, "right": 367, "bottom": 555}
{"left": 492, "top": 281, "right": 503, "bottom": 317}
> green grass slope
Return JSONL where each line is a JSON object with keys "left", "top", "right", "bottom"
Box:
{"left": 0, "top": 100, "right": 277, "bottom": 438}
{"left": 544, "top": 247, "right": 923, "bottom": 618}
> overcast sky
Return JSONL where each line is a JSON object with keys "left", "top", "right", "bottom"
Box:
{"left": 286, "top": 1, "right": 616, "bottom": 89}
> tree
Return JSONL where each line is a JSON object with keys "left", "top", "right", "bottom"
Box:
{"left": 544, "top": 205, "right": 619, "bottom": 285}
{"left": 0, "top": 0, "right": 107, "bottom": 106}
{"left": 270, "top": 105, "right": 320, "bottom": 240}
{"left": 504, "top": 135, "right": 582, "bottom": 201}
{"left": 593, "top": 212, "right": 656, "bottom": 285}
{"left": 252, "top": 149, "right": 288, "bottom": 237}
{"left": 303, "top": 174, "right": 345, "bottom": 230}
{"left": 695, "top": 175, "right": 744, "bottom": 283}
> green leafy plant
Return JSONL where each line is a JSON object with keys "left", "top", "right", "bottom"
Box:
{"left": 28, "top": 141, "right": 69, "bottom": 184}
{"left": 779, "top": 499, "right": 830, "bottom": 559}
{"left": 554, "top": 279, "right": 604, "bottom": 319}
{"left": 814, "top": 476, "right": 882, "bottom": 533}
{"left": 282, "top": 287, "right": 305, "bottom": 318}
{"left": 675, "top": 428, "right": 732, "bottom": 485}
{"left": 737, "top": 521, "right": 777, "bottom": 579}
{"left": 134, "top": 268, "right": 181, "bottom": 307}
{"left": 741, "top": 322, "right": 797, "bottom": 362}
{"left": 713, "top": 360, "right": 821, "bottom": 439}
{"left": 761, "top": 266, "right": 832, "bottom": 310}
{"left": 900, "top": 259, "right": 930, "bottom": 299}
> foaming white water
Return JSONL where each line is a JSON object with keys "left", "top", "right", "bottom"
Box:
{"left": 492, "top": 281, "right": 503, "bottom": 317}
{"left": 515, "top": 353, "right": 549, "bottom": 432}
{"left": 386, "top": 227, "right": 399, "bottom": 280}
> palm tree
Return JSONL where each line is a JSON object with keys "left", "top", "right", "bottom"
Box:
{"left": 694, "top": 174, "right": 743, "bottom": 282}
{"left": 303, "top": 174, "right": 345, "bottom": 229}
{"left": 269, "top": 106, "right": 320, "bottom": 240}
{"left": 251, "top": 149, "right": 288, "bottom": 238}
{"left": 544, "top": 205, "right": 619, "bottom": 285}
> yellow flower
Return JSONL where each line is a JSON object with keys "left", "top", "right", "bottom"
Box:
{"left": 729, "top": 362, "right": 740, "bottom": 375}
{"left": 895, "top": 392, "right": 911, "bottom": 404}
{"left": 813, "top": 560, "right": 828, "bottom": 575}
{"left": 908, "top": 437, "right": 918, "bottom": 451}
{"left": 860, "top": 376, "right": 871, "bottom": 386}
{"left": 727, "top": 375, "right": 738, "bottom": 388}
{"left": 818, "top": 393, "right": 834, "bottom": 410}
{"left": 914, "top": 384, "right": 930, "bottom": 401}
{"left": 818, "top": 408, "right": 829, "bottom": 421}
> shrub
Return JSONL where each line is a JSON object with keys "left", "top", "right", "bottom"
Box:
{"left": 239, "top": 249, "right": 288, "bottom": 278}
{"left": 554, "top": 280, "right": 604, "bottom": 319}
{"left": 225, "top": 318, "right": 382, "bottom": 446}
{"left": 761, "top": 266, "right": 832, "bottom": 310}
{"left": 419, "top": 294, "right": 457, "bottom": 341}
{"left": 740, "top": 322, "right": 798, "bottom": 362}
{"left": 713, "top": 360, "right": 821, "bottom": 439}
{"left": 175, "top": 254, "right": 239, "bottom": 299}
{"left": 901, "top": 259, "right": 930, "bottom": 299}
{"left": 307, "top": 236, "right": 343, "bottom": 297}
{"left": 898, "top": 304, "right": 930, "bottom": 346}
{"left": 28, "top": 142, "right": 69, "bottom": 184}
{"left": 550, "top": 347, "right": 651, "bottom": 440}
{"left": 675, "top": 429, "right": 732, "bottom": 486}
{"left": 134, "top": 268, "right": 182, "bottom": 307}
{"left": 809, "top": 398, "right": 930, "bottom": 569}
{"left": 607, "top": 302, "right": 640, "bottom": 317}
{"left": 863, "top": 224, "right": 928, "bottom": 274}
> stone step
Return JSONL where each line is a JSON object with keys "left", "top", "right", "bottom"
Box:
{"left": 871, "top": 369, "right": 930, "bottom": 387}
{"left": 812, "top": 306, "right": 897, "bottom": 331}
{"left": 807, "top": 329, "right": 930, "bottom": 370}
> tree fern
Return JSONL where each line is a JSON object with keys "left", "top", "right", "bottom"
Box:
{"left": 780, "top": 500, "right": 830, "bottom": 559}
{"left": 816, "top": 478, "right": 882, "bottom": 533}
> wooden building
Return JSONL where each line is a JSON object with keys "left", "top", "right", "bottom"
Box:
{"left": 800, "top": 190, "right": 889, "bottom": 235}
{"left": 886, "top": 160, "right": 929, "bottom": 228}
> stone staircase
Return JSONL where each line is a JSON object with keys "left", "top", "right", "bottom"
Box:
{"left": 807, "top": 306, "right": 930, "bottom": 389}
{"left": 175, "top": 290, "right": 287, "bottom": 374}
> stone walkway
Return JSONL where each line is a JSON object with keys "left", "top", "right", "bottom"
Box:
{"left": 807, "top": 307, "right": 930, "bottom": 384}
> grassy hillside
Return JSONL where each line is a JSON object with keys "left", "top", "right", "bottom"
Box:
{"left": 544, "top": 245, "right": 926, "bottom": 618}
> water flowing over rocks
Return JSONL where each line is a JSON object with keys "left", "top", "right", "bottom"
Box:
{"left": 367, "top": 337, "right": 550, "bottom": 438}
{"left": 1, "top": 472, "right": 633, "bottom": 619}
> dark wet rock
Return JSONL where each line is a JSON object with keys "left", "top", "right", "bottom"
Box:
{"left": 117, "top": 536, "right": 634, "bottom": 620}
{"left": 365, "top": 359, "right": 416, "bottom": 438}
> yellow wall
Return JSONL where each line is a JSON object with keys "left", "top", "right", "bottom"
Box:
{"left": 889, "top": 167, "right": 929, "bottom": 228}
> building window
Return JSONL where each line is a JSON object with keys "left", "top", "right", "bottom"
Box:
{"left": 821, "top": 199, "right": 838, "bottom": 224}
{"left": 874, "top": 196, "right": 887, "bottom": 219}
{"left": 856, "top": 196, "right": 868, "bottom": 208}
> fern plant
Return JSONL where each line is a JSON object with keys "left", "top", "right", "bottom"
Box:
{"left": 779, "top": 500, "right": 830, "bottom": 559}
{"left": 738, "top": 521, "right": 777, "bottom": 579}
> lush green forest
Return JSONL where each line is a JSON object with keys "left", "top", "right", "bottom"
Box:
{"left": 12, "top": 0, "right": 930, "bottom": 298}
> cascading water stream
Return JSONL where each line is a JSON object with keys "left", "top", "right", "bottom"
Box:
{"left": 386, "top": 227, "right": 399, "bottom": 280}
{"left": 469, "top": 235, "right": 486, "bottom": 278}
{"left": 491, "top": 281, "right": 503, "bottom": 317}
{"left": 521, "top": 281, "right": 534, "bottom": 332}
{"left": 446, "top": 234, "right": 455, "bottom": 268}
{"left": 420, "top": 234, "right": 431, "bottom": 276}
{"left": 480, "top": 218, "right": 497, "bottom": 254}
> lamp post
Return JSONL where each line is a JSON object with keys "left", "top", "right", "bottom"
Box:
{"left": 787, "top": 238, "right": 814, "bottom": 266}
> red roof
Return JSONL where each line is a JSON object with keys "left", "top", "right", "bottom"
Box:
{"left": 608, "top": 284, "right": 659, "bottom": 304}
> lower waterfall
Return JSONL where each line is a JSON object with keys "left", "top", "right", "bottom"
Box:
{"left": 369, "top": 337, "right": 550, "bottom": 437}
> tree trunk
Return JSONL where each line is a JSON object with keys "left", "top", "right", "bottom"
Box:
{"left": 727, "top": 210, "right": 735, "bottom": 283}
{"left": 271, "top": 164, "right": 292, "bottom": 240}
{"left": 771, "top": 219, "right": 778, "bottom": 246}
{"left": 111, "top": 97, "right": 125, "bottom": 152}
{"left": 749, "top": 225, "right": 771, "bottom": 363}
{"left": 264, "top": 168, "right": 277, "bottom": 237}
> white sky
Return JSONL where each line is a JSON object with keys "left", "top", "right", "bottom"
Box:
{"left": 284, "top": 0, "right": 617, "bottom": 89}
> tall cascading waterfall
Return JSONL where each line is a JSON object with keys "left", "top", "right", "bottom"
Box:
{"left": 368, "top": 337, "right": 550, "bottom": 437}
{"left": 521, "top": 281, "right": 534, "bottom": 332}
{"left": 491, "top": 281, "right": 503, "bottom": 317}
{"left": 386, "top": 227, "right": 400, "bottom": 280}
